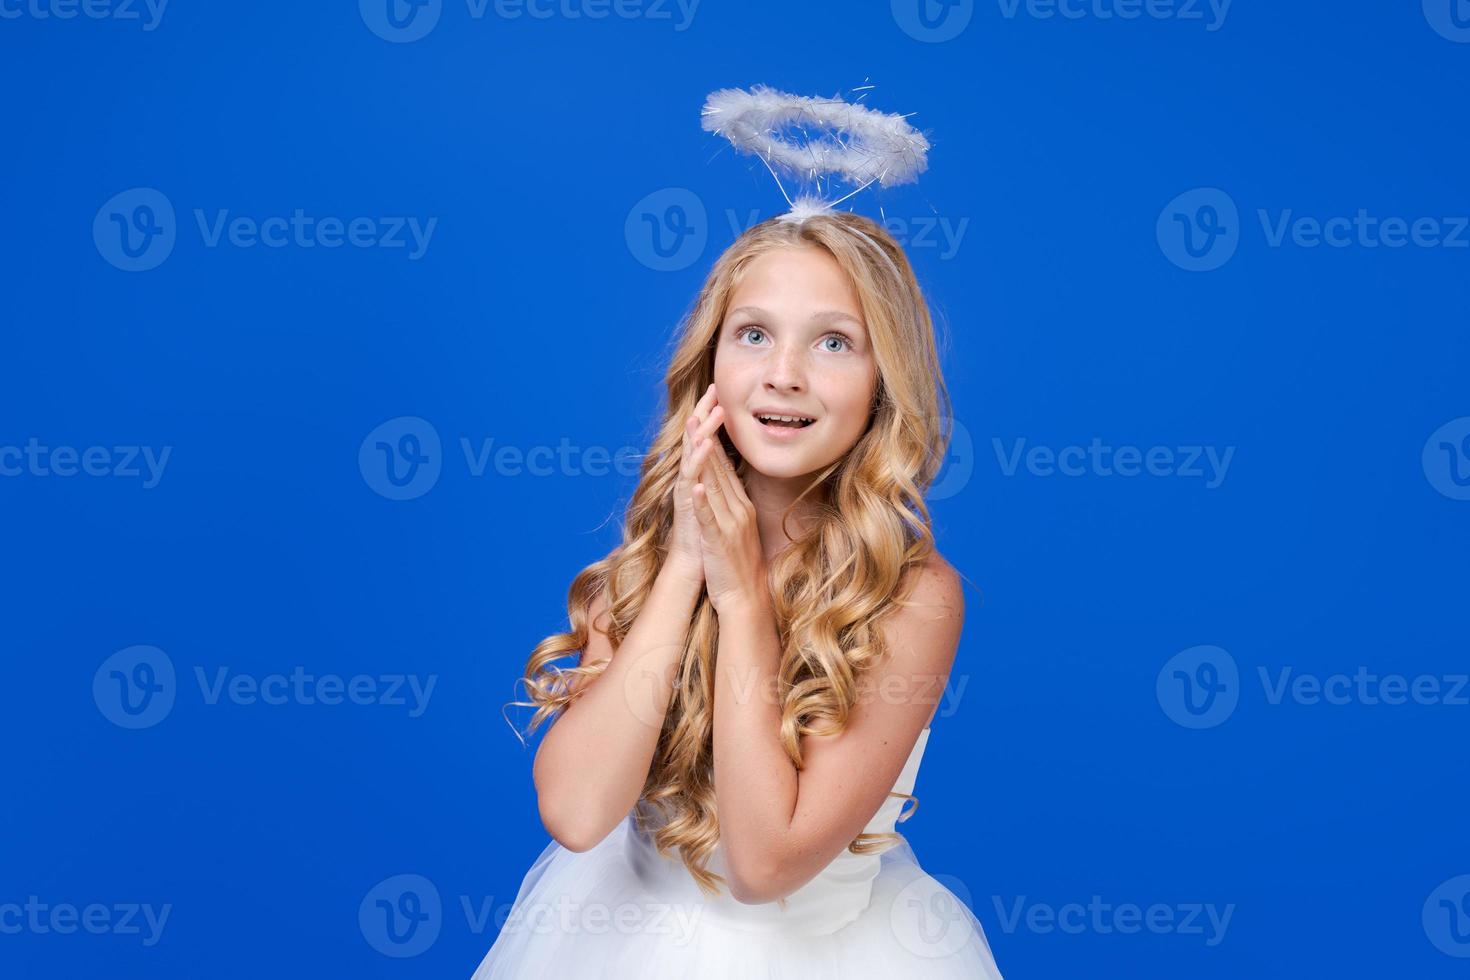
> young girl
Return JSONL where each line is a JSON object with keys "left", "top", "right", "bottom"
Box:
{"left": 472, "top": 209, "right": 1004, "bottom": 978}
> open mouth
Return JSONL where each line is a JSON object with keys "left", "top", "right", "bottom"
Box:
{"left": 756, "top": 414, "right": 816, "bottom": 429}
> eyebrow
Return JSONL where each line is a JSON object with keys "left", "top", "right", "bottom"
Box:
{"left": 725, "top": 306, "right": 864, "bottom": 329}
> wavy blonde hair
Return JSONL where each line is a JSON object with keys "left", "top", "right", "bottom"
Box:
{"left": 508, "top": 210, "right": 954, "bottom": 896}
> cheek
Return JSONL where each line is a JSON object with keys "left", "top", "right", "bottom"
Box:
{"left": 829, "top": 401, "right": 871, "bottom": 443}
{"left": 819, "top": 365, "right": 877, "bottom": 431}
{"left": 712, "top": 357, "right": 754, "bottom": 403}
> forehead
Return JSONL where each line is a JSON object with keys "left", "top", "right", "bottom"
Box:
{"left": 725, "top": 245, "right": 864, "bottom": 325}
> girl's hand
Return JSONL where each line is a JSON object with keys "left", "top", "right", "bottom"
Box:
{"left": 667, "top": 383, "right": 725, "bottom": 581}
{"left": 691, "top": 425, "right": 767, "bottom": 615}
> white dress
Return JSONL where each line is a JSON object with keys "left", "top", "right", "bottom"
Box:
{"left": 470, "top": 727, "right": 1005, "bottom": 978}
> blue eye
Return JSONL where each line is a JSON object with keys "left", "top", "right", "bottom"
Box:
{"left": 735, "top": 327, "right": 853, "bottom": 352}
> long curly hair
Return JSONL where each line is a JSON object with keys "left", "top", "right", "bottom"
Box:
{"left": 507, "top": 209, "right": 954, "bottom": 896}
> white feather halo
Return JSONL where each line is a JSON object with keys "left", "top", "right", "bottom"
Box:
{"left": 700, "top": 83, "right": 931, "bottom": 221}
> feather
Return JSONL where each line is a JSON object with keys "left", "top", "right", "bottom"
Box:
{"left": 701, "top": 83, "right": 932, "bottom": 217}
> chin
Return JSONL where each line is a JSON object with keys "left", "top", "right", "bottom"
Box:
{"left": 738, "top": 449, "right": 828, "bottom": 481}
{"left": 744, "top": 459, "right": 808, "bottom": 480}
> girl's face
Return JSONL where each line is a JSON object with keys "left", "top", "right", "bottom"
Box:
{"left": 713, "top": 245, "right": 878, "bottom": 481}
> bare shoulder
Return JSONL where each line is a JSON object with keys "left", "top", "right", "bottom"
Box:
{"left": 898, "top": 550, "right": 965, "bottom": 623}
{"left": 883, "top": 553, "right": 963, "bottom": 730}
{"left": 861, "top": 552, "right": 964, "bottom": 695}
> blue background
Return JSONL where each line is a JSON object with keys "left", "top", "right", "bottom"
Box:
{"left": 3, "top": 1, "right": 1468, "bottom": 977}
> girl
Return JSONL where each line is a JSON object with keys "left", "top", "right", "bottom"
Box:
{"left": 472, "top": 209, "right": 1004, "bottom": 978}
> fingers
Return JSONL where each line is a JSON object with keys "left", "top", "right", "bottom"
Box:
{"left": 682, "top": 386, "right": 736, "bottom": 520}
{"left": 689, "top": 383, "right": 718, "bottom": 434}
{"left": 694, "top": 441, "right": 734, "bottom": 533}
{"left": 692, "top": 479, "right": 728, "bottom": 539}
{"left": 683, "top": 412, "right": 721, "bottom": 479}
{"left": 710, "top": 439, "right": 751, "bottom": 507}
{"left": 697, "top": 431, "right": 750, "bottom": 517}
{"left": 685, "top": 431, "right": 717, "bottom": 486}
{"left": 700, "top": 440, "right": 731, "bottom": 505}
{"left": 692, "top": 482, "right": 713, "bottom": 532}
{"left": 691, "top": 386, "right": 730, "bottom": 472}
{"left": 699, "top": 382, "right": 723, "bottom": 417}
{"left": 682, "top": 403, "right": 724, "bottom": 480}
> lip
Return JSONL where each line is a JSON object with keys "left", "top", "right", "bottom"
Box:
{"left": 752, "top": 410, "right": 819, "bottom": 442}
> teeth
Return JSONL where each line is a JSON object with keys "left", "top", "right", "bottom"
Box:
{"left": 758, "top": 414, "right": 814, "bottom": 423}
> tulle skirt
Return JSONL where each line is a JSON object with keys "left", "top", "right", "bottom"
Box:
{"left": 470, "top": 814, "right": 1005, "bottom": 979}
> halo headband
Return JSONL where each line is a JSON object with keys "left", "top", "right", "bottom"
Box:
{"left": 700, "top": 83, "right": 932, "bottom": 221}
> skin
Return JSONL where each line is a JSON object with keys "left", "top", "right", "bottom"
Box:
{"left": 690, "top": 245, "right": 958, "bottom": 904}
{"left": 534, "top": 245, "right": 962, "bottom": 909}
{"left": 710, "top": 243, "right": 880, "bottom": 565}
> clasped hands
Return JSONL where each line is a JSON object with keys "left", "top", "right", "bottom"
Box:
{"left": 668, "top": 384, "right": 769, "bottom": 616}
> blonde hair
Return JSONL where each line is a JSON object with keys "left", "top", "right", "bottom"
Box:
{"left": 508, "top": 210, "right": 953, "bottom": 896}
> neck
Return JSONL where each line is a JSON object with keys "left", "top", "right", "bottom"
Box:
{"left": 739, "top": 465, "right": 826, "bottom": 564}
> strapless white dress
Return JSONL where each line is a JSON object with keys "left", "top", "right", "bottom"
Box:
{"left": 470, "top": 728, "right": 1005, "bottom": 978}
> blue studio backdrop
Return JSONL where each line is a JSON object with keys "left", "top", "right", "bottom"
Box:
{"left": 3, "top": 2, "right": 1468, "bottom": 978}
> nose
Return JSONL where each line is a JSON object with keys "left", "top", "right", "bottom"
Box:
{"left": 763, "top": 340, "right": 806, "bottom": 394}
